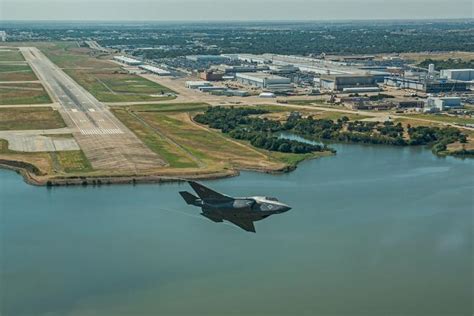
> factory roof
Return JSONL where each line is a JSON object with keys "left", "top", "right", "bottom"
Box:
{"left": 429, "top": 96, "right": 461, "bottom": 100}
{"left": 139, "top": 64, "right": 171, "bottom": 75}
{"left": 186, "top": 80, "right": 211, "bottom": 86}
{"left": 114, "top": 55, "right": 142, "bottom": 64}
{"left": 321, "top": 73, "right": 375, "bottom": 79}
{"left": 441, "top": 68, "right": 474, "bottom": 72}
{"left": 236, "top": 72, "right": 289, "bottom": 80}
{"left": 186, "top": 55, "right": 229, "bottom": 60}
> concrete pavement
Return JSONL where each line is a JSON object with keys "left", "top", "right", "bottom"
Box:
{"left": 0, "top": 128, "right": 79, "bottom": 152}
{"left": 20, "top": 47, "right": 165, "bottom": 170}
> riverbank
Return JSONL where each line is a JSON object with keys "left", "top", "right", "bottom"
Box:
{"left": 0, "top": 151, "right": 332, "bottom": 186}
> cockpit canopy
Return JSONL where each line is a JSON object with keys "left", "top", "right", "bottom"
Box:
{"left": 265, "top": 197, "right": 279, "bottom": 201}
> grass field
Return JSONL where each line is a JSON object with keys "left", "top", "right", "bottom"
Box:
{"left": 112, "top": 104, "right": 296, "bottom": 172}
{"left": 269, "top": 151, "right": 332, "bottom": 167}
{"left": 0, "top": 64, "right": 37, "bottom": 81}
{"left": 0, "top": 107, "right": 65, "bottom": 130}
{"left": 55, "top": 151, "right": 93, "bottom": 173}
{"left": 111, "top": 108, "right": 198, "bottom": 168}
{"left": 140, "top": 112, "right": 268, "bottom": 166}
{"left": 114, "top": 103, "right": 338, "bottom": 171}
{"left": 0, "top": 83, "right": 51, "bottom": 105}
{"left": 65, "top": 68, "right": 176, "bottom": 102}
{"left": 123, "top": 103, "right": 210, "bottom": 113}
{"left": 400, "top": 113, "right": 474, "bottom": 125}
{"left": 29, "top": 41, "right": 176, "bottom": 102}
{"left": 40, "top": 42, "right": 108, "bottom": 69}
{"left": 287, "top": 99, "right": 327, "bottom": 106}
{"left": 312, "top": 111, "right": 371, "bottom": 121}
{"left": 0, "top": 49, "right": 25, "bottom": 62}
{"left": 258, "top": 107, "right": 371, "bottom": 122}
{"left": 400, "top": 51, "right": 474, "bottom": 62}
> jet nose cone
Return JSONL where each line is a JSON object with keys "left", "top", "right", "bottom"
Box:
{"left": 280, "top": 206, "right": 292, "bottom": 213}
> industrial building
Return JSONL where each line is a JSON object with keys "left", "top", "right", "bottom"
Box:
{"left": 139, "top": 65, "right": 171, "bottom": 76}
{"left": 216, "top": 65, "right": 270, "bottom": 74}
{"left": 210, "top": 89, "right": 250, "bottom": 97}
{"left": 268, "top": 65, "right": 299, "bottom": 74}
{"left": 396, "top": 100, "right": 425, "bottom": 108}
{"left": 198, "top": 86, "right": 226, "bottom": 92}
{"left": 186, "top": 55, "right": 229, "bottom": 63}
{"left": 424, "top": 97, "right": 462, "bottom": 112}
{"left": 235, "top": 72, "right": 293, "bottom": 93}
{"left": 200, "top": 70, "right": 224, "bottom": 81}
{"left": 0, "top": 31, "right": 6, "bottom": 42}
{"left": 318, "top": 74, "right": 378, "bottom": 91}
{"left": 342, "top": 87, "right": 380, "bottom": 93}
{"left": 113, "top": 55, "right": 142, "bottom": 66}
{"left": 384, "top": 77, "right": 469, "bottom": 93}
{"left": 259, "top": 92, "right": 276, "bottom": 98}
{"left": 185, "top": 81, "right": 212, "bottom": 89}
{"left": 440, "top": 69, "right": 474, "bottom": 82}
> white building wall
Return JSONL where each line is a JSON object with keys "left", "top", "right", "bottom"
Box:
{"left": 440, "top": 69, "right": 474, "bottom": 82}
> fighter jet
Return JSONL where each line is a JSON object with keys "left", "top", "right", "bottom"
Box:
{"left": 179, "top": 181, "right": 291, "bottom": 233}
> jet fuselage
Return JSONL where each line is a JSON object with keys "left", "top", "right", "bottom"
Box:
{"left": 180, "top": 181, "right": 291, "bottom": 232}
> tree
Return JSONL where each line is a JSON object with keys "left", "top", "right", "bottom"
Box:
{"left": 278, "top": 143, "right": 291, "bottom": 153}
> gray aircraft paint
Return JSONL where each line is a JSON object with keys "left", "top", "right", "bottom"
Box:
{"left": 180, "top": 181, "right": 291, "bottom": 232}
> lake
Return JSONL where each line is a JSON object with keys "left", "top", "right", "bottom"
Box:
{"left": 1, "top": 144, "right": 473, "bottom": 316}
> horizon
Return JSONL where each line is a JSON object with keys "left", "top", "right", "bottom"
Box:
{"left": 0, "top": 18, "right": 472, "bottom": 23}
{"left": 1, "top": 0, "right": 473, "bottom": 21}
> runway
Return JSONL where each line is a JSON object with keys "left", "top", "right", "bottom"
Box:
{"left": 20, "top": 47, "right": 165, "bottom": 171}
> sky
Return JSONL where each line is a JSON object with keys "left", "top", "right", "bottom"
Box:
{"left": 1, "top": 0, "right": 473, "bottom": 21}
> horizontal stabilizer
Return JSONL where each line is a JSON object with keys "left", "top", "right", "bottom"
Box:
{"left": 201, "top": 212, "right": 224, "bottom": 223}
{"left": 226, "top": 217, "right": 256, "bottom": 233}
{"left": 179, "top": 191, "right": 199, "bottom": 205}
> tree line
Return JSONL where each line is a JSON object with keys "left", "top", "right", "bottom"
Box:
{"left": 194, "top": 107, "right": 469, "bottom": 157}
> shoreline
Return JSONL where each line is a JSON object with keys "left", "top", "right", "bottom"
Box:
{"left": 3, "top": 140, "right": 473, "bottom": 187}
{"left": 0, "top": 158, "right": 302, "bottom": 187}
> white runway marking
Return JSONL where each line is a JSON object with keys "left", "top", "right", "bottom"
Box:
{"left": 79, "top": 128, "right": 123, "bottom": 135}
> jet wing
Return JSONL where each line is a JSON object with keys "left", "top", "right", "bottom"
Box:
{"left": 226, "top": 218, "right": 256, "bottom": 233}
{"left": 188, "top": 181, "right": 234, "bottom": 202}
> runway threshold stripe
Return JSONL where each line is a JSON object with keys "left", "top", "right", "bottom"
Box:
{"left": 79, "top": 128, "right": 123, "bottom": 135}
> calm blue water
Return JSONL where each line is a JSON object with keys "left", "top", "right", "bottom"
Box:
{"left": 1, "top": 144, "right": 473, "bottom": 316}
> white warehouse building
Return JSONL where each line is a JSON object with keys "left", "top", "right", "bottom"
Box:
{"left": 114, "top": 55, "right": 142, "bottom": 66}
{"left": 185, "top": 81, "right": 212, "bottom": 89}
{"left": 424, "top": 97, "right": 462, "bottom": 112}
{"left": 440, "top": 69, "right": 474, "bottom": 82}
{"left": 235, "top": 72, "right": 293, "bottom": 93}
{"left": 139, "top": 64, "right": 171, "bottom": 76}
{"left": 186, "top": 55, "right": 229, "bottom": 63}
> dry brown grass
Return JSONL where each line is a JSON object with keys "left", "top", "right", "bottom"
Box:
{"left": 137, "top": 111, "right": 286, "bottom": 171}
{"left": 0, "top": 107, "right": 65, "bottom": 130}
{"left": 0, "top": 83, "right": 51, "bottom": 105}
{"left": 400, "top": 51, "right": 474, "bottom": 62}
{"left": 0, "top": 49, "right": 25, "bottom": 62}
{"left": 0, "top": 64, "right": 37, "bottom": 81}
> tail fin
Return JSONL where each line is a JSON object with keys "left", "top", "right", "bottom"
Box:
{"left": 180, "top": 191, "right": 200, "bottom": 205}
{"left": 188, "top": 181, "right": 234, "bottom": 202}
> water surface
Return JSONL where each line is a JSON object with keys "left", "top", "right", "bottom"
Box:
{"left": 1, "top": 144, "right": 473, "bottom": 316}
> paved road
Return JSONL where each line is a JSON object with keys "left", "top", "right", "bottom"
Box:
{"left": 128, "top": 75, "right": 474, "bottom": 132}
{"left": 20, "top": 47, "right": 165, "bottom": 170}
